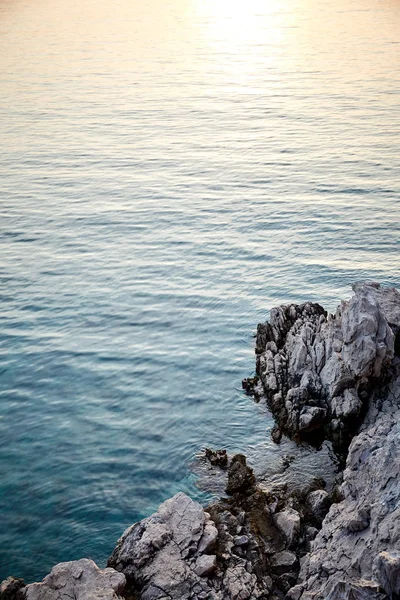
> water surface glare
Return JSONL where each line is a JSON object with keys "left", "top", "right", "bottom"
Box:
{"left": 0, "top": 0, "right": 399, "bottom": 582}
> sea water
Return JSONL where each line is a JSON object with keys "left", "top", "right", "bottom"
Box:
{"left": 0, "top": 0, "right": 399, "bottom": 582}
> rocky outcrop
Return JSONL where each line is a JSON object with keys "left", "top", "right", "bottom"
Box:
{"left": 287, "top": 371, "right": 400, "bottom": 600}
{"left": 107, "top": 467, "right": 277, "bottom": 600}
{"left": 254, "top": 282, "right": 400, "bottom": 450}
{"left": 2, "top": 283, "right": 399, "bottom": 600}
{"left": 107, "top": 454, "right": 335, "bottom": 599}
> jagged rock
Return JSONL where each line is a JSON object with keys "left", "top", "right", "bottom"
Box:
{"left": 233, "top": 535, "right": 249, "bottom": 547}
{"left": 222, "top": 565, "right": 256, "bottom": 600}
{"left": 275, "top": 508, "right": 301, "bottom": 547}
{"left": 205, "top": 448, "right": 228, "bottom": 468}
{"left": 325, "top": 579, "right": 385, "bottom": 600}
{"left": 298, "top": 407, "right": 326, "bottom": 433}
{"left": 108, "top": 493, "right": 214, "bottom": 599}
{"left": 24, "top": 559, "right": 125, "bottom": 600}
{"left": 373, "top": 551, "right": 400, "bottom": 599}
{"left": 193, "top": 554, "right": 217, "bottom": 577}
{"left": 242, "top": 376, "right": 259, "bottom": 396}
{"left": 270, "top": 551, "right": 298, "bottom": 575}
{"left": 291, "top": 371, "right": 400, "bottom": 599}
{"left": 255, "top": 283, "right": 400, "bottom": 449}
{"left": 306, "top": 489, "right": 331, "bottom": 525}
{"left": 197, "top": 518, "right": 218, "bottom": 554}
{"left": 0, "top": 578, "right": 25, "bottom": 600}
{"left": 225, "top": 455, "right": 256, "bottom": 496}
{"left": 3, "top": 283, "right": 400, "bottom": 600}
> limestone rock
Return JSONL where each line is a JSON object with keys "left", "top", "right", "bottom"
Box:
{"left": 24, "top": 559, "right": 125, "bottom": 600}
{"left": 270, "top": 551, "right": 298, "bottom": 575}
{"left": 193, "top": 554, "right": 217, "bottom": 577}
{"left": 255, "top": 283, "right": 399, "bottom": 449}
{"left": 325, "top": 579, "right": 385, "bottom": 600}
{"left": 108, "top": 493, "right": 212, "bottom": 599}
{"left": 290, "top": 372, "right": 400, "bottom": 599}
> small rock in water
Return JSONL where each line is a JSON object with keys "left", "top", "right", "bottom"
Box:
{"left": 225, "top": 454, "right": 256, "bottom": 496}
{"left": 204, "top": 447, "right": 228, "bottom": 468}
{"left": 242, "top": 376, "right": 259, "bottom": 395}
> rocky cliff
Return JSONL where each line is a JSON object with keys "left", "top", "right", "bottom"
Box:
{"left": 2, "top": 283, "right": 399, "bottom": 600}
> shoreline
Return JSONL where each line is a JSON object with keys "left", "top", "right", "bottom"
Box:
{"left": 2, "top": 282, "right": 399, "bottom": 600}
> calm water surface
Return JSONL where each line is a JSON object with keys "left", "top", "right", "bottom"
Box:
{"left": 0, "top": 0, "right": 399, "bottom": 582}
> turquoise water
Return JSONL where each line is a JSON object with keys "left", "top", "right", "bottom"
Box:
{"left": 0, "top": 0, "right": 399, "bottom": 582}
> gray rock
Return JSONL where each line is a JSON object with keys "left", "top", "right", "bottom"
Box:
{"left": 275, "top": 508, "right": 301, "bottom": 547}
{"left": 298, "top": 407, "right": 326, "bottom": 433}
{"left": 222, "top": 565, "right": 256, "bottom": 600}
{"left": 373, "top": 551, "right": 400, "bottom": 599}
{"left": 256, "top": 283, "right": 399, "bottom": 448}
{"left": 193, "top": 555, "right": 217, "bottom": 577}
{"left": 233, "top": 535, "right": 249, "bottom": 547}
{"left": 197, "top": 521, "right": 218, "bottom": 554}
{"left": 306, "top": 489, "right": 331, "bottom": 524}
{"left": 325, "top": 579, "right": 385, "bottom": 600}
{"left": 270, "top": 551, "right": 298, "bottom": 575}
{"left": 108, "top": 493, "right": 213, "bottom": 599}
{"left": 24, "top": 559, "right": 125, "bottom": 600}
{"left": 291, "top": 372, "right": 400, "bottom": 599}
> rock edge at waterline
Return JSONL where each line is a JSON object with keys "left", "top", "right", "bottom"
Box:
{"left": 2, "top": 282, "right": 399, "bottom": 600}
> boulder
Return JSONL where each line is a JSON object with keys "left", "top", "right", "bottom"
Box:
{"left": 306, "top": 489, "right": 331, "bottom": 525}
{"left": 24, "top": 559, "right": 125, "bottom": 600}
{"left": 275, "top": 508, "right": 301, "bottom": 547}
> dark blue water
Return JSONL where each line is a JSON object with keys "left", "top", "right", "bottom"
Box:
{"left": 0, "top": 0, "right": 399, "bottom": 582}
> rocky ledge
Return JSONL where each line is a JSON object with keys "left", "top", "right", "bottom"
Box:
{"left": 2, "top": 283, "right": 400, "bottom": 600}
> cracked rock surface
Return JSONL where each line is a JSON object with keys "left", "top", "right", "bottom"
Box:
{"left": 255, "top": 282, "right": 400, "bottom": 450}
{"left": 287, "top": 370, "right": 400, "bottom": 600}
{"left": 107, "top": 489, "right": 272, "bottom": 600}
{"left": 24, "top": 559, "right": 126, "bottom": 600}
